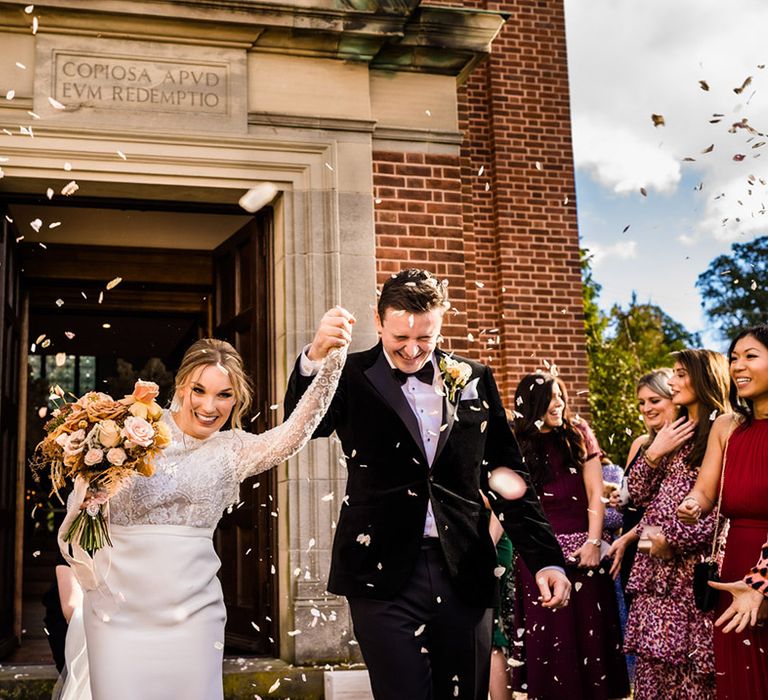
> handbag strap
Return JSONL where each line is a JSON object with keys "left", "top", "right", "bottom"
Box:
{"left": 708, "top": 416, "right": 738, "bottom": 562}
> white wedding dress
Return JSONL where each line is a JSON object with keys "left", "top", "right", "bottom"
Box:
{"left": 58, "top": 349, "right": 344, "bottom": 700}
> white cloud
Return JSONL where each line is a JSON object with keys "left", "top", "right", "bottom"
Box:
{"left": 582, "top": 239, "right": 637, "bottom": 267}
{"left": 566, "top": 0, "right": 768, "bottom": 240}
{"left": 573, "top": 118, "right": 681, "bottom": 194}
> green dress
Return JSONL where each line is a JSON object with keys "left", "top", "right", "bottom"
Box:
{"left": 492, "top": 533, "right": 514, "bottom": 648}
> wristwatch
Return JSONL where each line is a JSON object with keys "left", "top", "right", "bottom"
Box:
{"left": 586, "top": 538, "right": 602, "bottom": 547}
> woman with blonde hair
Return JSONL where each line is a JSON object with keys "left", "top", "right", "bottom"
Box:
{"left": 608, "top": 368, "right": 677, "bottom": 604}
{"left": 59, "top": 308, "right": 354, "bottom": 700}
{"left": 623, "top": 349, "right": 730, "bottom": 699}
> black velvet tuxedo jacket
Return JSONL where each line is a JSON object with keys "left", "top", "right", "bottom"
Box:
{"left": 284, "top": 343, "right": 565, "bottom": 608}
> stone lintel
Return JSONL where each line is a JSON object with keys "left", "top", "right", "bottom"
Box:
{"left": 0, "top": 1, "right": 505, "bottom": 74}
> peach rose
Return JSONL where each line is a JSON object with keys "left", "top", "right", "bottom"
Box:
{"left": 129, "top": 402, "right": 149, "bottom": 420}
{"left": 97, "top": 419, "right": 121, "bottom": 448}
{"left": 77, "top": 392, "right": 115, "bottom": 420}
{"left": 122, "top": 416, "right": 155, "bottom": 448}
{"left": 131, "top": 380, "right": 159, "bottom": 404}
{"left": 54, "top": 431, "right": 70, "bottom": 448}
{"left": 84, "top": 447, "right": 104, "bottom": 466}
{"left": 147, "top": 401, "right": 163, "bottom": 421}
{"left": 154, "top": 421, "right": 172, "bottom": 449}
{"left": 106, "top": 447, "right": 127, "bottom": 466}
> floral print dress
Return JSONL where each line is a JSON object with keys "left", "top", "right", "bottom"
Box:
{"left": 624, "top": 444, "right": 721, "bottom": 700}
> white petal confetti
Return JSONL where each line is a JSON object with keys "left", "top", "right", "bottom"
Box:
{"left": 414, "top": 624, "right": 425, "bottom": 637}
{"left": 106, "top": 276, "right": 122, "bottom": 290}
{"left": 61, "top": 180, "right": 79, "bottom": 196}
{"left": 6, "top": 90, "right": 15, "bottom": 101}
{"left": 356, "top": 533, "right": 371, "bottom": 547}
{"left": 48, "top": 96, "right": 65, "bottom": 110}
{"left": 29, "top": 218, "right": 42, "bottom": 232}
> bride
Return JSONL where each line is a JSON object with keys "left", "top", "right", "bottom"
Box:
{"left": 57, "top": 307, "right": 355, "bottom": 699}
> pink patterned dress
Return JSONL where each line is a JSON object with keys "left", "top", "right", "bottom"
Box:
{"left": 624, "top": 444, "right": 721, "bottom": 700}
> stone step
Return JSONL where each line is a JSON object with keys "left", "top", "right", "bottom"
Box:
{"left": 0, "top": 659, "right": 370, "bottom": 699}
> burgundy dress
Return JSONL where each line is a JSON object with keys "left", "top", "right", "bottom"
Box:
{"left": 511, "top": 422, "right": 629, "bottom": 700}
{"left": 715, "top": 419, "right": 768, "bottom": 699}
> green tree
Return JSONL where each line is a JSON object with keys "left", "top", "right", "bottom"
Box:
{"left": 582, "top": 251, "right": 699, "bottom": 462}
{"left": 696, "top": 235, "right": 768, "bottom": 339}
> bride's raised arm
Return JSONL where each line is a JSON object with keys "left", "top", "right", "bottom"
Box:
{"left": 232, "top": 347, "right": 346, "bottom": 481}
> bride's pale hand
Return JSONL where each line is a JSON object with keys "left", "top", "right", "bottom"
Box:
{"left": 307, "top": 306, "right": 356, "bottom": 361}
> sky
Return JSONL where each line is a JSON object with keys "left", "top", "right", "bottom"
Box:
{"left": 564, "top": 0, "right": 768, "bottom": 349}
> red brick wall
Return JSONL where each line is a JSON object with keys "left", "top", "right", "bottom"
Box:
{"left": 373, "top": 0, "right": 588, "bottom": 414}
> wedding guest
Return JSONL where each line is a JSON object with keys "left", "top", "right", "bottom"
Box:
{"left": 60, "top": 316, "right": 350, "bottom": 700}
{"left": 624, "top": 349, "right": 730, "bottom": 699}
{"left": 285, "top": 269, "right": 569, "bottom": 700}
{"left": 608, "top": 368, "right": 676, "bottom": 606}
{"left": 489, "top": 514, "right": 514, "bottom": 700}
{"left": 677, "top": 324, "right": 768, "bottom": 699}
{"left": 509, "top": 373, "right": 629, "bottom": 700}
{"left": 710, "top": 539, "right": 768, "bottom": 632}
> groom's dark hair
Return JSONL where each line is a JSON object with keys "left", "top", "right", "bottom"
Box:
{"left": 377, "top": 268, "right": 449, "bottom": 319}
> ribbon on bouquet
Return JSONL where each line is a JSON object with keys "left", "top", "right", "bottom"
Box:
{"left": 58, "top": 476, "right": 119, "bottom": 621}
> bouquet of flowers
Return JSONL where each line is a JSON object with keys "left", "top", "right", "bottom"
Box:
{"left": 31, "top": 380, "right": 171, "bottom": 555}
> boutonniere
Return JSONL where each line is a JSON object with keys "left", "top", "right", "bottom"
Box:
{"left": 439, "top": 355, "right": 472, "bottom": 402}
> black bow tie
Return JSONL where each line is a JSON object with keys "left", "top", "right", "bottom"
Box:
{"left": 392, "top": 362, "right": 435, "bottom": 386}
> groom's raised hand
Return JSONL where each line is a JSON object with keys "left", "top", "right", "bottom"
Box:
{"left": 307, "top": 306, "right": 356, "bottom": 361}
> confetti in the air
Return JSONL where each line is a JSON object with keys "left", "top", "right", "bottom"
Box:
{"left": 651, "top": 114, "right": 665, "bottom": 127}
{"left": 48, "top": 96, "right": 65, "bottom": 110}
{"left": 106, "top": 277, "right": 122, "bottom": 290}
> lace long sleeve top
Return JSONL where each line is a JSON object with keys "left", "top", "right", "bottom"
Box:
{"left": 107, "top": 348, "right": 345, "bottom": 528}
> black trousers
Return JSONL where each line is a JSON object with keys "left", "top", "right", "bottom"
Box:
{"left": 347, "top": 540, "right": 492, "bottom": 700}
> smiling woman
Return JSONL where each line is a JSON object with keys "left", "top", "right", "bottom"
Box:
{"left": 676, "top": 325, "right": 768, "bottom": 700}
{"left": 170, "top": 338, "right": 250, "bottom": 439}
{"left": 56, "top": 319, "right": 348, "bottom": 700}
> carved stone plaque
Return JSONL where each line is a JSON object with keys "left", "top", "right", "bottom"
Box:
{"left": 35, "top": 35, "right": 246, "bottom": 132}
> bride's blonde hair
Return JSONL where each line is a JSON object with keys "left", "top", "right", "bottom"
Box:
{"left": 173, "top": 338, "right": 253, "bottom": 430}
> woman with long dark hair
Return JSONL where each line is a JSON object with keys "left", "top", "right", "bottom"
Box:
{"left": 677, "top": 325, "right": 768, "bottom": 699}
{"left": 624, "top": 349, "right": 730, "bottom": 699}
{"left": 510, "top": 373, "right": 629, "bottom": 700}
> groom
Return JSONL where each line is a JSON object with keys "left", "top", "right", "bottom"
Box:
{"left": 285, "top": 268, "right": 569, "bottom": 700}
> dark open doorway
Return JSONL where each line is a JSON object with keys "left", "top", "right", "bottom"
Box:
{"left": 2, "top": 200, "right": 279, "bottom": 664}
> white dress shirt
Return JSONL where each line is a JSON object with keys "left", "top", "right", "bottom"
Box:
{"left": 299, "top": 346, "right": 441, "bottom": 537}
